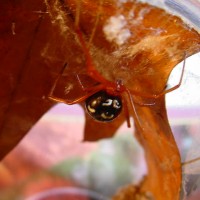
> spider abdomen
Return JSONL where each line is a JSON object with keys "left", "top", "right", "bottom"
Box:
{"left": 85, "top": 90, "right": 122, "bottom": 122}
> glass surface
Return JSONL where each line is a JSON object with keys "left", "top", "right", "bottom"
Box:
{"left": 166, "top": 53, "right": 200, "bottom": 199}
{"left": 163, "top": 1, "right": 200, "bottom": 198}
{"left": 139, "top": 0, "right": 200, "bottom": 32}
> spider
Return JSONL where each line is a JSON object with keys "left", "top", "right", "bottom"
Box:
{"left": 48, "top": 7, "right": 186, "bottom": 129}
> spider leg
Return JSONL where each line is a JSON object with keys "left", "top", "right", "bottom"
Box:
{"left": 128, "top": 55, "right": 186, "bottom": 101}
{"left": 124, "top": 89, "right": 143, "bottom": 131}
{"left": 182, "top": 156, "right": 200, "bottom": 167}
{"left": 48, "top": 63, "right": 88, "bottom": 104}
{"left": 133, "top": 98, "right": 156, "bottom": 107}
{"left": 76, "top": 74, "right": 105, "bottom": 93}
{"left": 49, "top": 83, "right": 105, "bottom": 105}
{"left": 88, "top": 0, "right": 103, "bottom": 45}
{"left": 49, "top": 82, "right": 105, "bottom": 105}
{"left": 75, "top": 28, "right": 110, "bottom": 83}
{"left": 76, "top": 74, "right": 86, "bottom": 91}
{"left": 49, "top": 93, "right": 93, "bottom": 105}
{"left": 48, "top": 63, "right": 106, "bottom": 105}
{"left": 74, "top": 22, "right": 114, "bottom": 89}
{"left": 153, "top": 56, "right": 186, "bottom": 98}
{"left": 74, "top": 0, "right": 81, "bottom": 28}
{"left": 121, "top": 94, "right": 131, "bottom": 128}
{"left": 48, "top": 63, "right": 68, "bottom": 101}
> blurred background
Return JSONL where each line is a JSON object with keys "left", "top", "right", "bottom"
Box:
{"left": 0, "top": 103, "right": 146, "bottom": 200}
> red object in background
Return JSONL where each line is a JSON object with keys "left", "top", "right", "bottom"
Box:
{"left": 0, "top": 104, "right": 97, "bottom": 199}
{"left": 1, "top": 148, "right": 82, "bottom": 200}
